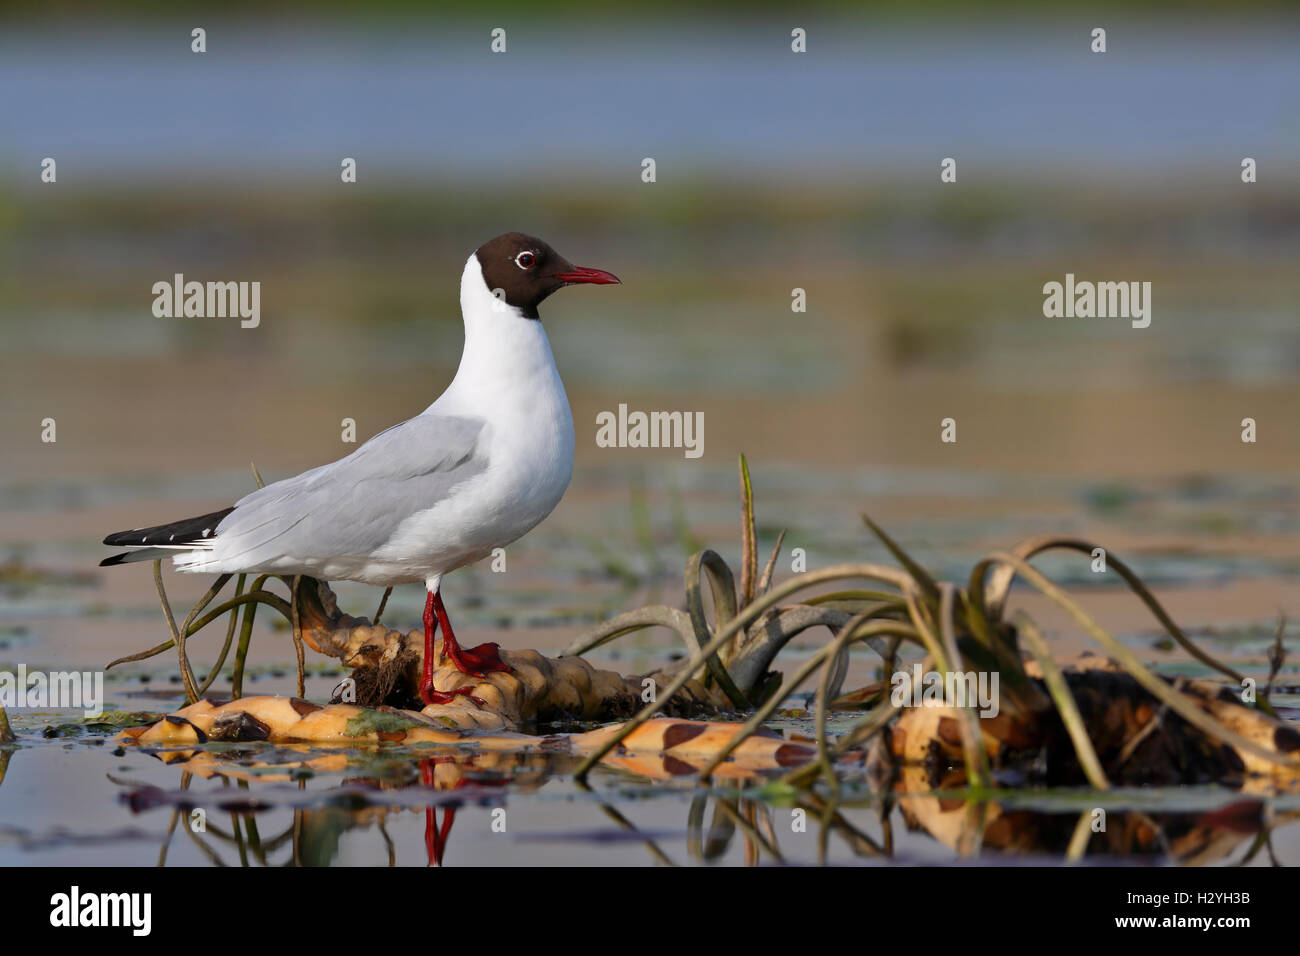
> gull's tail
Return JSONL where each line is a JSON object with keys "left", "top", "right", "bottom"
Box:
{"left": 100, "top": 507, "right": 235, "bottom": 567}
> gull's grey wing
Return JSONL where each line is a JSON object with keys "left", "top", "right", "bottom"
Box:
{"left": 211, "top": 414, "right": 489, "bottom": 569}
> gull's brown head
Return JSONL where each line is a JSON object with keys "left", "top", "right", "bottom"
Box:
{"left": 474, "top": 232, "right": 620, "bottom": 319}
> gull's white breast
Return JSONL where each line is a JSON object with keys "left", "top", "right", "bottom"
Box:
{"left": 356, "top": 256, "right": 577, "bottom": 583}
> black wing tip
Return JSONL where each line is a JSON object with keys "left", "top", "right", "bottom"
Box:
{"left": 101, "top": 506, "right": 235, "bottom": 550}
{"left": 99, "top": 552, "right": 131, "bottom": 567}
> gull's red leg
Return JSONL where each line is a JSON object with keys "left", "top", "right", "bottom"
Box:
{"left": 420, "top": 589, "right": 485, "bottom": 707}
{"left": 432, "top": 588, "right": 511, "bottom": 677}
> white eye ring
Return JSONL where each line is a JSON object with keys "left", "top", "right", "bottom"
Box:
{"left": 514, "top": 251, "right": 537, "bottom": 270}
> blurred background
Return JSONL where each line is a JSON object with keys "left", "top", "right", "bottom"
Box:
{"left": 1, "top": 1, "right": 1298, "bottom": 716}
{"left": 1, "top": 0, "right": 1300, "bottom": 867}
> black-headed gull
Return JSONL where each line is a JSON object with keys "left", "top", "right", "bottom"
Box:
{"left": 102, "top": 232, "right": 619, "bottom": 705}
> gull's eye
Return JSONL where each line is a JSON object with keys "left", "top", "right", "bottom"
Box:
{"left": 515, "top": 251, "right": 536, "bottom": 270}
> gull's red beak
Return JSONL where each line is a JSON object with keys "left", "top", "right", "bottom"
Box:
{"left": 554, "top": 266, "right": 620, "bottom": 286}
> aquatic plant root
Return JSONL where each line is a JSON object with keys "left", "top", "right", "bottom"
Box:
{"left": 116, "top": 699, "right": 811, "bottom": 778}
{"left": 116, "top": 646, "right": 1300, "bottom": 792}
{"left": 880, "top": 653, "right": 1300, "bottom": 792}
{"left": 291, "top": 577, "right": 729, "bottom": 729}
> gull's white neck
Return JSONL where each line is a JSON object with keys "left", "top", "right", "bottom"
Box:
{"left": 427, "top": 255, "right": 566, "bottom": 417}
